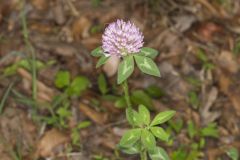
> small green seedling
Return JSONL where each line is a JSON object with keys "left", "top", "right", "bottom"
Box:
{"left": 41, "top": 70, "right": 91, "bottom": 129}
{"left": 188, "top": 91, "right": 200, "bottom": 109}
{"left": 71, "top": 121, "right": 92, "bottom": 146}
{"left": 197, "top": 49, "right": 215, "bottom": 71}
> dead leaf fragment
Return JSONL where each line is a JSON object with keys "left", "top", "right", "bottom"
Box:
{"left": 52, "top": 1, "right": 66, "bottom": 25}
{"left": 196, "top": 0, "right": 219, "bottom": 16}
{"left": 0, "top": 108, "right": 37, "bottom": 156}
{"left": 36, "top": 128, "right": 69, "bottom": 157}
{"left": 197, "top": 22, "right": 222, "bottom": 41}
{"left": 173, "top": 14, "right": 197, "bottom": 32}
{"left": 17, "top": 68, "right": 55, "bottom": 102}
{"left": 200, "top": 87, "right": 221, "bottom": 125}
{"left": 218, "top": 50, "right": 238, "bottom": 73}
{"left": 159, "top": 62, "right": 191, "bottom": 100}
{"left": 79, "top": 103, "right": 107, "bottom": 125}
{"left": 218, "top": 71, "right": 240, "bottom": 115}
{"left": 72, "top": 16, "right": 91, "bottom": 40}
{"left": 31, "top": 0, "right": 49, "bottom": 10}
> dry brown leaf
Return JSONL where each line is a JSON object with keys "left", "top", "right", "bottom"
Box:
{"left": 200, "top": 87, "right": 221, "bottom": 125}
{"left": 218, "top": 71, "right": 240, "bottom": 116}
{"left": 0, "top": 108, "right": 37, "bottom": 157}
{"left": 17, "top": 68, "right": 55, "bottom": 102}
{"left": 81, "top": 36, "right": 101, "bottom": 50}
{"left": 79, "top": 103, "right": 107, "bottom": 125}
{"left": 196, "top": 0, "right": 219, "bottom": 16}
{"left": 207, "top": 148, "right": 223, "bottom": 160}
{"left": 172, "top": 14, "right": 197, "bottom": 32}
{"left": 30, "top": 0, "right": 49, "bottom": 10}
{"left": 218, "top": 71, "right": 231, "bottom": 94}
{"left": 36, "top": 128, "right": 69, "bottom": 158}
{"left": 0, "top": 2, "right": 9, "bottom": 24}
{"left": 228, "top": 92, "right": 240, "bottom": 116}
{"left": 30, "top": 23, "right": 53, "bottom": 33}
{"left": 101, "top": 100, "right": 121, "bottom": 114}
{"left": 0, "top": 151, "right": 11, "bottom": 160}
{"left": 218, "top": 50, "right": 239, "bottom": 73}
{"left": 98, "top": 133, "right": 117, "bottom": 150}
{"left": 65, "top": 0, "right": 79, "bottom": 16}
{"left": 196, "top": 22, "right": 222, "bottom": 42}
{"left": 0, "top": 0, "right": 21, "bottom": 24}
{"left": 148, "top": 30, "right": 186, "bottom": 59}
{"left": 31, "top": 36, "right": 77, "bottom": 57}
{"left": 72, "top": 16, "right": 91, "bottom": 40}
{"left": 52, "top": 1, "right": 66, "bottom": 25}
{"left": 159, "top": 62, "right": 191, "bottom": 100}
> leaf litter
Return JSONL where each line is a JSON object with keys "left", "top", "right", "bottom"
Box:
{"left": 0, "top": 0, "right": 240, "bottom": 159}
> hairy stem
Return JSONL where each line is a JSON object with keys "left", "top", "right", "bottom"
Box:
{"left": 140, "top": 149, "right": 147, "bottom": 160}
{"left": 122, "top": 80, "right": 134, "bottom": 126}
{"left": 122, "top": 80, "right": 132, "bottom": 108}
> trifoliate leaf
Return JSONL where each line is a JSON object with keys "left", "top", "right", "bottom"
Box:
{"left": 119, "top": 141, "right": 141, "bottom": 155}
{"left": 96, "top": 55, "right": 109, "bottom": 68}
{"left": 139, "top": 47, "right": 159, "bottom": 59}
{"left": 150, "top": 127, "right": 169, "bottom": 142}
{"left": 148, "top": 147, "right": 169, "bottom": 160}
{"left": 138, "top": 104, "right": 150, "bottom": 125}
{"left": 134, "top": 55, "right": 160, "bottom": 77}
{"left": 150, "top": 110, "right": 175, "bottom": 126}
{"left": 91, "top": 46, "right": 104, "bottom": 57}
{"left": 141, "top": 129, "right": 156, "bottom": 150}
{"left": 119, "top": 129, "right": 142, "bottom": 147}
{"left": 117, "top": 56, "right": 134, "bottom": 84}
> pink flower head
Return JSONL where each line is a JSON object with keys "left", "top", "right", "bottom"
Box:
{"left": 102, "top": 19, "right": 144, "bottom": 57}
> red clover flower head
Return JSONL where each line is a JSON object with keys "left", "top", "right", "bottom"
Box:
{"left": 102, "top": 19, "right": 144, "bottom": 57}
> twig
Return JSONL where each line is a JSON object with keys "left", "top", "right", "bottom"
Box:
{"left": 196, "top": 0, "right": 219, "bottom": 16}
{"left": 64, "top": 0, "right": 80, "bottom": 16}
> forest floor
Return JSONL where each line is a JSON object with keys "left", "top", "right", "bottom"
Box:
{"left": 0, "top": 0, "right": 240, "bottom": 160}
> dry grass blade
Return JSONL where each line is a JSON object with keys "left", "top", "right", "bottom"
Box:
{"left": 0, "top": 81, "right": 15, "bottom": 114}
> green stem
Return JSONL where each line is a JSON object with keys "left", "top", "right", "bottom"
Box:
{"left": 122, "top": 80, "right": 132, "bottom": 108}
{"left": 21, "top": 1, "right": 37, "bottom": 101}
{"left": 140, "top": 149, "right": 147, "bottom": 160}
{"left": 122, "top": 80, "right": 134, "bottom": 126}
